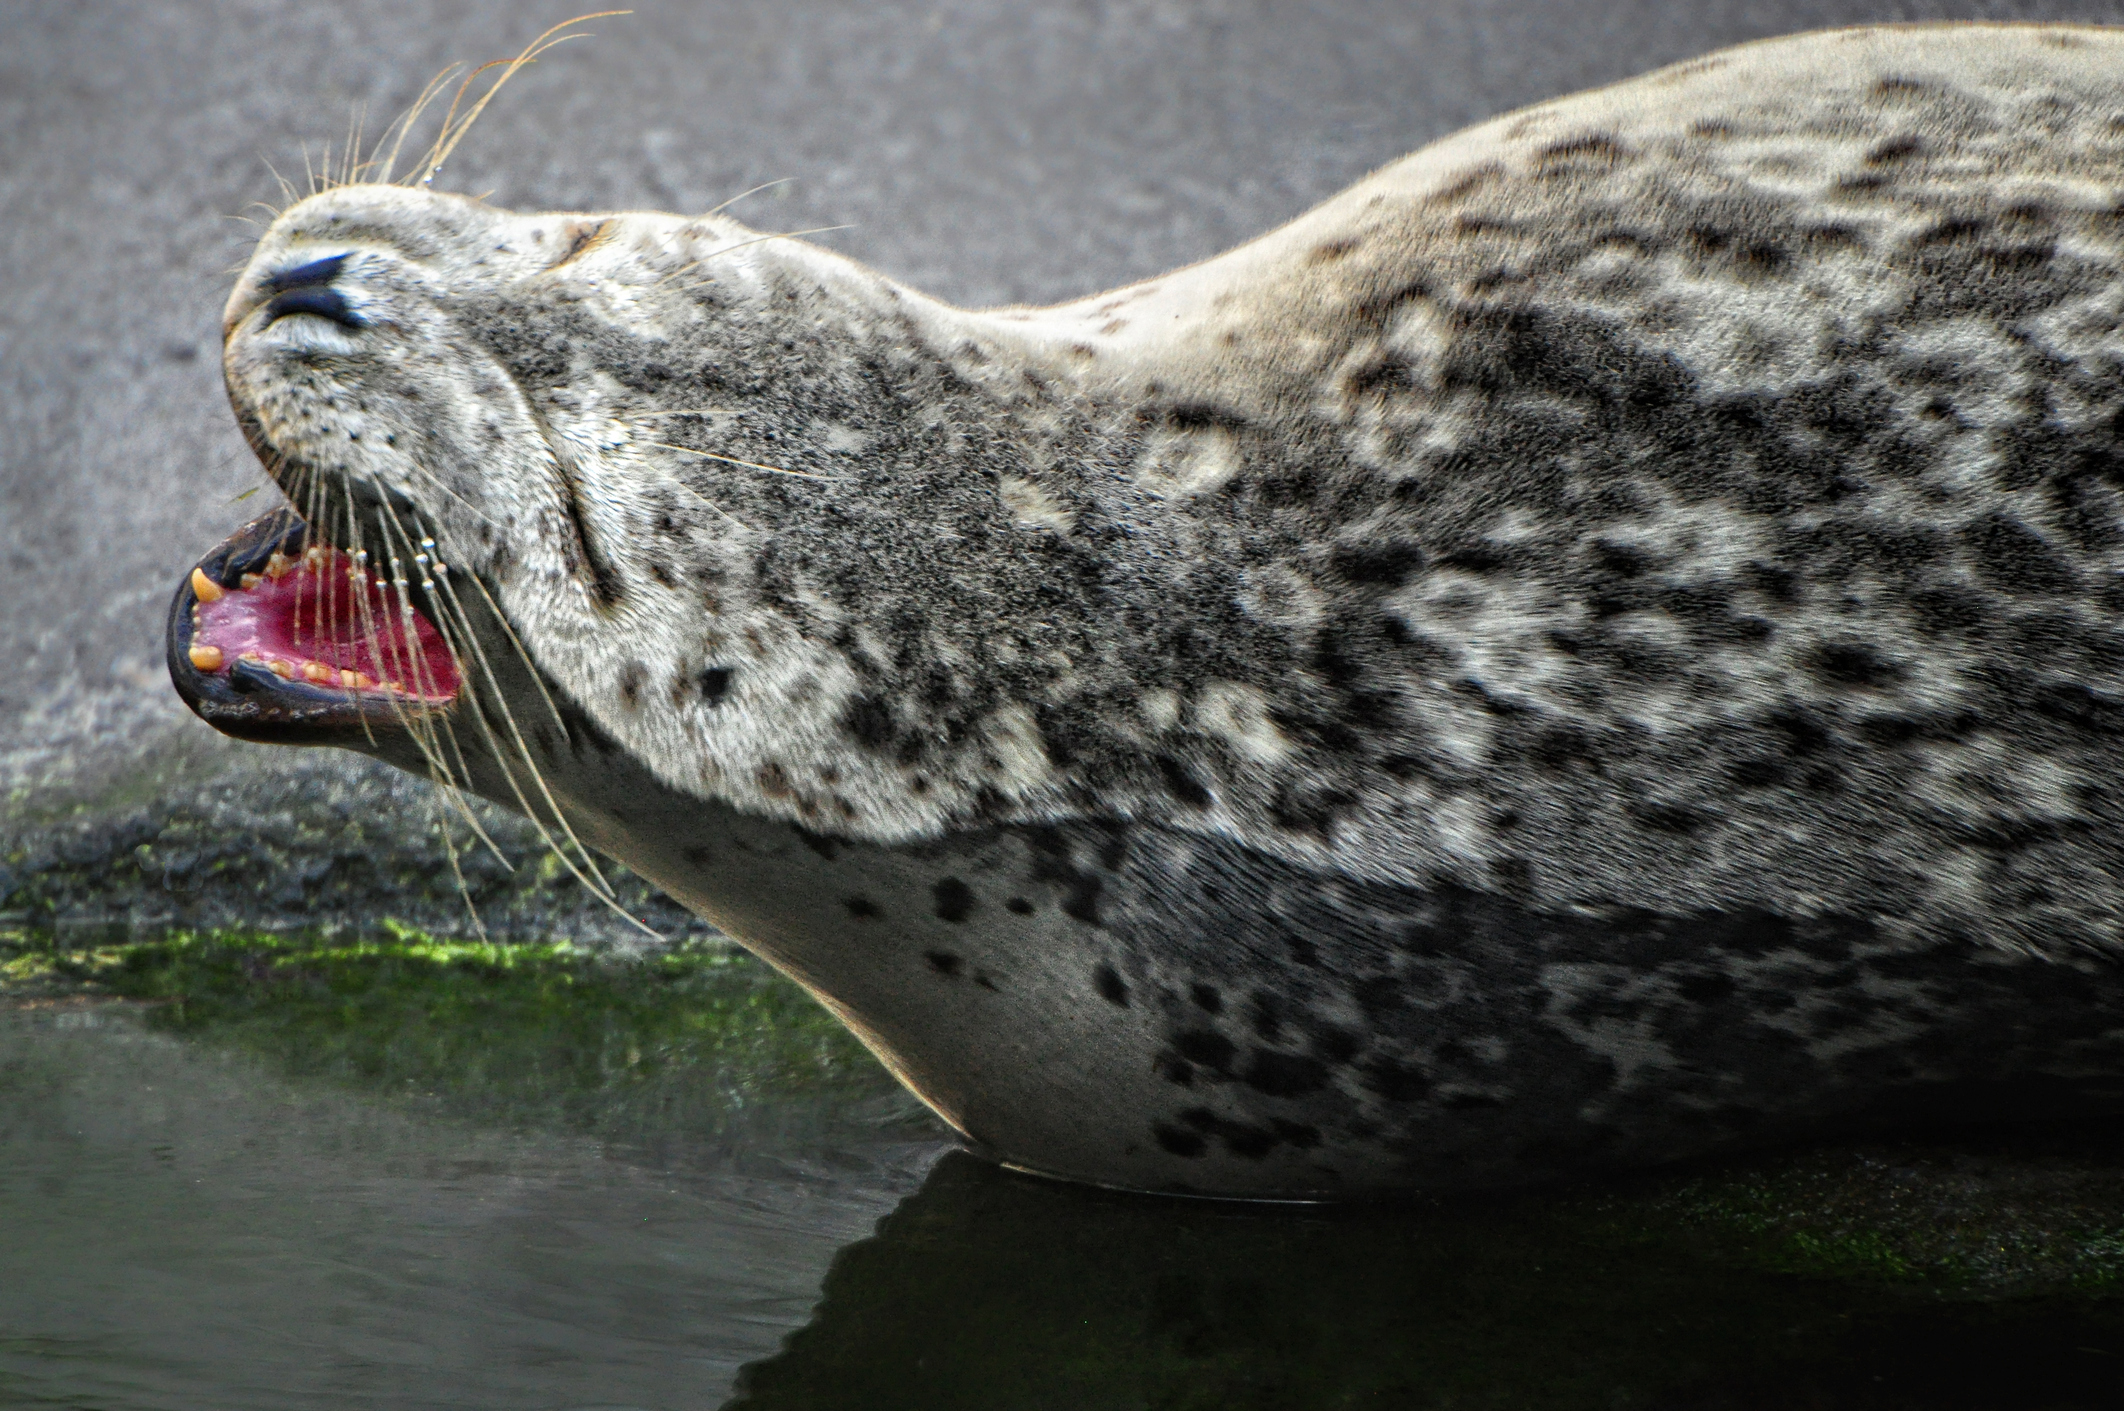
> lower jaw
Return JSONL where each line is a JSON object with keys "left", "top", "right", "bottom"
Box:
{"left": 166, "top": 508, "right": 462, "bottom": 746}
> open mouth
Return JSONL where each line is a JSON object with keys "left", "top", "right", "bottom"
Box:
{"left": 167, "top": 509, "right": 461, "bottom": 744}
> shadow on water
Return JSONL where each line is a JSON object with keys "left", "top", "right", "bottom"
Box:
{"left": 731, "top": 1148, "right": 2124, "bottom": 1411}
{"left": 7, "top": 928, "right": 2124, "bottom": 1409}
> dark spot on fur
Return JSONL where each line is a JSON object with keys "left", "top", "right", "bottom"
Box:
{"left": 1093, "top": 963, "right": 1129, "bottom": 1007}
{"left": 1061, "top": 875, "right": 1104, "bottom": 927}
{"left": 1189, "top": 983, "right": 1223, "bottom": 1014}
{"left": 1812, "top": 642, "right": 1902, "bottom": 688}
{"left": 1244, "top": 1050, "right": 1328, "bottom": 1098}
{"left": 1364, "top": 1059, "right": 1431, "bottom": 1102}
{"left": 1178, "top": 1106, "right": 1281, "bottom": 1159}
{"left": 1311, "top": 1026, "right": 1361, "bottom": 1064}
{"left": 1536, "top": 132, "right": 1627, "bottom": 167}
{"left": 1331, "top": 542, "right": 1426, "bottom": 584}
{"left": 1865, "top": 134, "right": 1924, "bottom": 165}
{"left": 1156, "top": 754, "right": 1212, "bottom": 808}
{"left": 843, "top": 896, "right": 881, "bottom": 919}
{"left": 698, "top": 666, "right": 734, "bottom": 705}
{"left": 841, "top": 694, "right": 895, "bottom": 748}
{"left": 793, "top": 826, "right": 839, "bottom": 860}
{"left": 933, "top": 877, "right": 975, "bottom": 923}
{"left": 1730, "top": 757, "right": 1785, "bottom": 788}
{"left": 1174, "top": 1030, "right": 1236, "bottom": 1074}
{"left": 1311, "top": 236, "right": 1363, "bottom": 263}
{"left": 1964, "top": 512, "right": 2078, "bottom": 595}
{"left": 924, "top": 950, "right": 963, "bottom": 977}
{"left": 617, "top": 661, "right": 646, "bottom": 708}
{"left": 1156, "top": 1050, "right": 1196, "bottom": 1086}
{"left": 1154, "top": 1123, "right": 1206, "bottom": 1158}
{"left": 1005, "top": 897, "right": 1035, "bottom": 915}
{"left": 1273, "top": 1120, "right": 1322, "bottom": 1149}
{"left": 1677, "top": 971, "right": 1736, "bottom": 1005}
{"left": 1249, "top": 991, "right": 1286, "bottom": 1042}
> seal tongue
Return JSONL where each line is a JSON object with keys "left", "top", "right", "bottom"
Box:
{"left": 187, "top": 542, "right": 459, "bottom": 701}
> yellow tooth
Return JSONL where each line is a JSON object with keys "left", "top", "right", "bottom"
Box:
{"left": 339, "top": 669, "right": 361, "bottom": 688}
{"left": 353, "top": 671, "right": 377, "bottom": 689}
{"left": 190, "top": 567, "right": 224, "bottom": 603}
{"left": 304, "top": 546, "right": 327, "bottom": 569}
{"left": 265, "top": 552, "right": 292, "bottom": 580}
{"left": 303, "top": 662, "right": 333, "bottom": 683}
{"left": 269, "top": 659, "right": 294, "bottom": 678}
{"left": 385, "top": 681, "right": 403, "bottom": 693}
{"left": 240, "top": 573, "right": 263, "bottom": 590}
{"left": 240, "top": 650, "right": 263, "bottom": 662}
{"left": 188, "top": 644, "right": 224, "bottom": 671}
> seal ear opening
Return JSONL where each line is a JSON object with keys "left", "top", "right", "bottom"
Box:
{"left": 166, "top": 508, "right": 459, "bottom": 745}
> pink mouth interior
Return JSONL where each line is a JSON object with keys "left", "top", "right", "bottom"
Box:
{"left": 189, "top": 546, "right": 461, "bottom": 701}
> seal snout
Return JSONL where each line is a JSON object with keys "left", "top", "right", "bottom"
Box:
{"left": 259, "top": 251, "right": 367, "bottom": 331}
{"left": 256, "top": 252, "right": 364, "bottom": 331}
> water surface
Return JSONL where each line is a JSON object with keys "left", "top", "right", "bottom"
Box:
{"left": 8, "top": 934, "right": 2124, "bottom": 1410}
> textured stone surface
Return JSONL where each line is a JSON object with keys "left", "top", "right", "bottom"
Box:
{"left": 1, "top": 741, "right": 713, "bottom": 945}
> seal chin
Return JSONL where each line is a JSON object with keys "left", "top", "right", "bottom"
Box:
{"left": 166, "top": 507, "right": 460, "bottom": 746}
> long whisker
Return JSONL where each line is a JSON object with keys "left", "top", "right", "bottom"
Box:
{"left": 435, "top": 809, "right": 492, "bottom": 942}
{"left": 260, "top": 155, "right": 298, "bottom": 208}
{"left": 452, "top": 565, "right": 574, "bottom": 740}
{"left": 378, "top": 63, "right": 466, "bottom": 186}
{"left": 375, "top": 494, "right": 636, "bottom": 925}
{"left": 359, "top": 494, "right": 513, "bottom": 869}
{"left": 417, "top": 12, "right": 632, "bottom": 189}
{"left": 651, "top": 225, "right": 856, "bottom": 296}
{"left": 702, "top": 176, "right": 793, "bottom": 217}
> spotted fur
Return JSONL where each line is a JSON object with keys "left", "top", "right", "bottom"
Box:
{"left": 213, "top": 24, "right": 2124, "bottom": 1194}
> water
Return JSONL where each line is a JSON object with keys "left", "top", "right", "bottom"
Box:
{"left": 9, "top": 977, "right": 2124, "bottom": 1409}
{"left": 0, "top": 1000, "right": 941, "bottom": 1410}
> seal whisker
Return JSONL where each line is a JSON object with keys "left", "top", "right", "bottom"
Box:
{"left": 650, "top": 225, "right": 856, "bottom": 296}
{"left": 433, "top": 807, "right": 492, "bottom": 942}
{"left": 415, "top": 13, "right": 632, "bottom": 191}
{"left": 376, "top": 63, "right": 469, "bottom": 187}
{"left": 448, "top": 563, "right": 577, "bottom": 741}
{"left": 700, "top": 176, "right": 794, "bottom": 218}
{"left": 375, "top": 493, "right": 638, "bottom": 924}
{"left": 258, "top": 157, "right": 298, "bottom": 211}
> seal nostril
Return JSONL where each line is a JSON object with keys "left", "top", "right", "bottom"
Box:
{"left": 262, "top": 253, "right": 350, "bottom": 294}
{"left": 263, "top": 285, "right": 365, "bottom": 331}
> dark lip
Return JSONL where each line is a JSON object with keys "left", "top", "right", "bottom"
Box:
{"left": 166, "top": 507, "right": 456, "bottom": 745}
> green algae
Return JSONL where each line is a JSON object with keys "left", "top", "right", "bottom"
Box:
{"left": 1591, "top": 1130, "right": 2124, "bottom": 1298}
{"left": 0, "top": 923, "right": 902, "bottom": 1143}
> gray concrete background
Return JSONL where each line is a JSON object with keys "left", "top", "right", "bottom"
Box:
{"left": 7, "top": 0, "right": 2124, "bottom": 930}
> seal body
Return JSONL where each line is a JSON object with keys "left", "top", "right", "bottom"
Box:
{"left": 178, "top": 24, "right": 2124, "bottom": 1195}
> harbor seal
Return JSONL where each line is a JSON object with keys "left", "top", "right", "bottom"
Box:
{"left": 171, "top": 23, "right": 2124, "bottom": 1197}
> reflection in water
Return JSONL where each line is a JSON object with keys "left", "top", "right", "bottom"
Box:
{"left": 0, "top": 1002, "right": 944, "bottom": 1410}
{"left": 10, "top": 987, "right": 2124, "bottom": 1410}
{"left": 731, "top": 1152, "right": 2124, "bottom": 1411}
